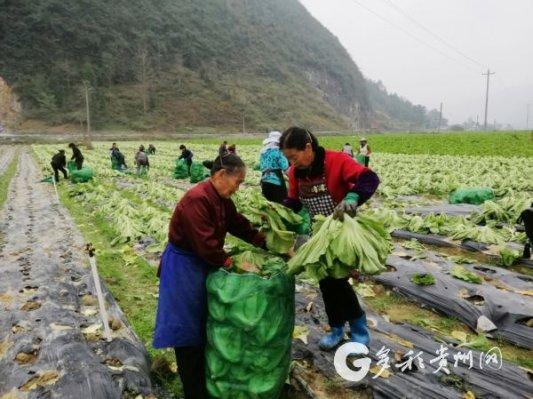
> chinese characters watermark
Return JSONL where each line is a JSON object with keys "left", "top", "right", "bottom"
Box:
{"left": 334, "top": 343, "right": 502, "bottom": 382}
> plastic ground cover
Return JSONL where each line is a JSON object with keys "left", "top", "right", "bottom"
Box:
{"left": 372, "top": 246, "right": 533, "bottom": 349}
{"left": 0, "top": 151, "right": 152, "bottom": 398}
{"left": 404, "top": 203, "right": 480, "bottom": 218}
{"left": 292, "top": 284, "right": 533, "bottom": 399}
{"left": 205, "top": 269, "right": 295, "bottom": 399}
{"left": 391, "top": 229, "right": 533, "bottom": 269}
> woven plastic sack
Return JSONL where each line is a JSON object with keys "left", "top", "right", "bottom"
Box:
{"left": 190, "top": 162, "right": 209, "bottom": 184}
{"left": 449, "top": 188, "right": 495, "bottom": 205}
{"left": 174, "top": 159, "right": 189, "bottom": 179}
{"left": 355, "top": 153, "right": 366, "bottom": 165}
{"left": 67, "top": 161, "right": 77, "bottom": 172}
{"left": 206, "top": 270, "right": 294, "bottom": 399}
{"left": 70, "top": 168, "right": 94, "bottom": 183}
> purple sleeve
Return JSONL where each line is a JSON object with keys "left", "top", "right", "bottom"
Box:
{"left": 351, "top": 169, "right": 380, "bottom": 205}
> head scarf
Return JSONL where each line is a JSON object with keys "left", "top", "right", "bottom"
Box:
{"left": 261, "top": 131, "right": 282, "bottom": 154}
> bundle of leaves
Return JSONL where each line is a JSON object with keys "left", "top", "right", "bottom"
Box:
{"left": 287, "top": 214, "right": 391, "bottom": 280}
{"left": 233, "top": 189, "right": 302, "bottom": 254}
{"left": 499, "top": 247, "right": 521, "bottom": 267}
{"left": 471, "top": 194, "right": 531, "bottom": 224}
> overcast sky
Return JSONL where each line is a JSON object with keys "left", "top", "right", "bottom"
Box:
{"left": 299, "top": 0, "right": 533, "bottom": 128}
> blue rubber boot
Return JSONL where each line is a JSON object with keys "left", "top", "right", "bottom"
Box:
{"left": 318, "top": 326, "right": 345, "bottom": 350}
{"left": 349, "top": 313, "right": 370, "bottom": 347}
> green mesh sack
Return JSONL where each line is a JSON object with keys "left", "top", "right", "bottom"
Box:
{"left": 70, "top": 167, "right": 94, "bottom": 183}
{"left": 206, "top": 269, "right": 294, "bottom": 399}
{"left": 449, "top": 187, "right": 495, "bottom": 205}
{"left": 190, "top": 162, "right": 210, "bottom": 183}
{"left": 174, "top": 159, "right": 189, "bottom": 179}
{"left": 67, "top": 161, "right": 77, "bottom": 172}
{"left": 355, "top": 153, "right": 366, "bottom": 165}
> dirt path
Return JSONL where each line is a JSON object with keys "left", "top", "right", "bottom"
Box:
{"left": 0, "top": 146, "right": 15, "bottom": 173}
{"left": 0, "top": 148, "right": 153, "bottom": 399}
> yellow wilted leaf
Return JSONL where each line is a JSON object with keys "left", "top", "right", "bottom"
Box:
{"left": 369, "top": 365, "right": 391, "bottom": 378}
{"left": 293, "top": 325, "right": 310, "bottom": 345}
{"left": 463, "top": 391, "right": 476, "bottom": 399}
{"left": 451, "top": 330, "right": 468, "bottom": 343}
{"left": 384, "top": 332, "right": 414, "bottom": 348}
{"left": 355, "top": 283, "right": 376, "bottom": 298}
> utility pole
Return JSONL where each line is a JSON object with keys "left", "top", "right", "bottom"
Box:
{"left": 83, "top": 80, "right": 93, "bottom": 149}
{"left": 437, "top": 102, "right": 443, "bottom": 132}
{"left": 139, "top": 46, "right": 149, "bottom": 114}
{"left": 476, "top": 115, "right": 479, "bottom": 130}
{"left": 482, "top": 69, "right": 495, "bottom": 131}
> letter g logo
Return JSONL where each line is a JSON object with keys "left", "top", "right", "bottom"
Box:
{"left": 333, "top": 342, "right": 371, "bottom": 382}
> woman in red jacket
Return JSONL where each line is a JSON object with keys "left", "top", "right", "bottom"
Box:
{"left": 281, "top": 127, "right": 380, "bottom": 350}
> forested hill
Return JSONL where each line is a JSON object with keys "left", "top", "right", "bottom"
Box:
{"left": 0, "top": 0, "right": 441, "bottom": 131}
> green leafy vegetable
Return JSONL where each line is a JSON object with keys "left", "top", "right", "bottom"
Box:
{"left": 411, "top": 273, "right": 436, "bottom": 286}
{"left": 449, "top": 265, "right": 483, "bottom": 284}
{"left": 287, "top": 214, "right": 391, "bottom": 280}
{"left": 233, "top": 188, "right": 302, "bottom": 254}
{"left": 499, "top": 247, "right": 521, "bottom": 267}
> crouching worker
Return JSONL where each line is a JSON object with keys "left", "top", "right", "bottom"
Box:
{"left": 135, "top": 145, "right": 150, "bottom": 175}
{"left": 280, "top": 127, "right": 380, "bottom": 351}
{"left": 110, "top": 144, "right": 127, "bottom": 170}
{"left": 153, "top": 154, "right": 267, "bottom": 399}
{"left": 51, "top": 149, "right": 68, "bottom": 182}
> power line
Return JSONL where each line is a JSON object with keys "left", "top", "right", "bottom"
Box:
{"left": 380, "top": 0, "right": 486, "bottom": 69}
{"left": 347, "top": 0, "right": 480, "bottom": 73}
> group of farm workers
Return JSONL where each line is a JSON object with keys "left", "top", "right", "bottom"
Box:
{"left": 153, "top": 127, "right": 380, "bottom": 398}
{"left": 50, "top": 143, "right": 84, "bottom": 182}
{"left": 109, "top": 142, "right": 155, "bottom": 174}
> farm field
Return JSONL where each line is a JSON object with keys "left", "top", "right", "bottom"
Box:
{"left": 185, "top": 130, "right": 533, "bottom": 157}
{"left": 1, "top": 131, "right": 532, "bottom": 398}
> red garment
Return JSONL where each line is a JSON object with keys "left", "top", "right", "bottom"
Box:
{"left": 287, "top": 150, "right": 369, "bottom": 205}
{"left": 168, "top": 181, "right": 264, "bottom": 266}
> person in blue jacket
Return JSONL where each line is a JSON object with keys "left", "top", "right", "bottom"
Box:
{"left": 259, "top": 131, "right": 289, "bottom": 203}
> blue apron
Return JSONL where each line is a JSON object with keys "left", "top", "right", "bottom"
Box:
{"left": 153, "top": 242, "right": 210, "bottom": 348}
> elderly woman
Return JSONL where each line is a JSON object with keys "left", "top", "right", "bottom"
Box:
{"left": 153, "top": 154, "right": 266, "bottom": 399}
{"left": 280, "top": 127, "right": 380, "bottom": 351}
{"left": 259, "top": 131, "right": 289, "bottom": 203}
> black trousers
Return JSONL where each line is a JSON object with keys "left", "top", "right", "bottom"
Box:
{"left": 261, "top": 181, "right": 287, "bottom": 204}
{"left": 364, "top": 156, "right": 370, "bottom": 167}
{"left": 319, "top": 277, "right": 364, "bottom": 327}
{"left": 51, "top": 163, "right": 68, "bottom": 182}
{"left": 75, "top": 158, "right": 83, "bottom": 170}
{"left": 174, "top": 346, "right": 208, "bottom": 399}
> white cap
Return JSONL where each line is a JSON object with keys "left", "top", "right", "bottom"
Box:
{"left": 263, "top": 131, "right": 282, "bottom": 146}
{"left": 360, "top": 137, "right": 367, "bottom": 142}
